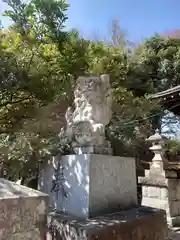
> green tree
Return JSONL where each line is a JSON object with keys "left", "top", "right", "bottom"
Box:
{"left": 0, "top": 0, "right": 71, "bottom": 180}
{"left": 127, "top": 35, "right": 180, "bottom": 96}
{"left": 0, "top": 2, "right": 161, "bottom": 181}
{"left": 3, "top": 0, "right": 68, "bottom": 44}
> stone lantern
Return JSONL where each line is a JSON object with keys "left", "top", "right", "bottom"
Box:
{"left": 139, "top": 130, "right": 180, "bottom": 226}
{"left": 146, "top": 129, "right": 165, "bottom": 175}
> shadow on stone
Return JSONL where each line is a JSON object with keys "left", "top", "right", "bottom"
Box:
{"left": 47, "top": 206, "right": 168, "bottom": 240}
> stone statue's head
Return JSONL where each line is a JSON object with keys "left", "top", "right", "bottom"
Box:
{"left": 75, "top": 75, "right": 111, "bottom": 105}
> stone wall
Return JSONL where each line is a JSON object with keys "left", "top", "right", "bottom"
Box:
{"left": 139, "top": 175, "right": 180, "bottom": 226}
{"left": 0, "top": 178, "right": 49, "bottom": 240}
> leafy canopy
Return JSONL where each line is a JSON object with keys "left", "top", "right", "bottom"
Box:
{"left": 1, "top": 1, "right": 180, "bottom": 180}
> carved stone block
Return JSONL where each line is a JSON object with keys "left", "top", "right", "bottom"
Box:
{"left": 64, "top": 75, "right": 112, "bottom": 153}
{"left": 39, "top": 155, "right": 137, "bottom": 219}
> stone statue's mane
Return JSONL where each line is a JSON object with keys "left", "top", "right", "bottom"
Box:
{"left": 64, "top": 74, "right": 112, "bottom": 154}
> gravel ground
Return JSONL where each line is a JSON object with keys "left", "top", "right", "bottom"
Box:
{"left": 166, "top": 229, "right": 180, "bottom": 240}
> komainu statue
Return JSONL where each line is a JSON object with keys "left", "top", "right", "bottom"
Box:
{"left": 64, "top": 74, "right": 112, "bottom": 154}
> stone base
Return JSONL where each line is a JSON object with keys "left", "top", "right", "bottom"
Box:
{"left": 139, "top": 175, "right": 180, "bottom": 227}
{"left": 141, "top": 197, "right": 180, "bottom": 227}
{"left": 73, "top": 146, "right": 112, "bottom": 155}
{"left": 47, "top": 206, "right": 168, "bottom": 240}
{"left": 39, "top": 154, "right": 137, "bottom": 219}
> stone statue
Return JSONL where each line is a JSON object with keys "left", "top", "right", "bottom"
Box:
{"left": 64, "top": 74, "right": 112, "bottom": 154}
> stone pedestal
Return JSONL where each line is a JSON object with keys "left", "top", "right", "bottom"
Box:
{"left": 38, "top": 154, "right": 137, "bottom": 218}
{"left": 139, "top": 169, "right": 180, "bottom": 226}
{"left": 73, "top": 146, "right": 112, "bottom": 155}
{"left": 46, "top": 206, "right": 168, "bottom": 240}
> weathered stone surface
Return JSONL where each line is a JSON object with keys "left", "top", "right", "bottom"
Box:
{"left": 142, "top": 186, "right": 148, "bottom": 197}
{"left": 9, "top": 229, "right": 41, "bottom": 240}
{"left": 170, "top": 201, "right": 180, "bottom": 217}
{"left": 160, "top": 187, "right": 169, "bottom": 200}
{"left": 39, "top": 154, "right": 137, "bottom": 218}
{"left": 147, "top": 186, "right": 161, "bottom": 198}
{"left": 141, "top": 197, "right": 169, "bottom": 213}
{"left": 143, "top": 185, "right": 169, "bottom": 200}
{"left": 168, "top": 179, "right": 180, "bottom": 201}
{"left": 64, "top": 74, "right": 112, "bottom": 152}
{"left": 46, "top": 206, "right": 168, "bottom": 240}
{"left": 0, "top": 178, "right": 49, "bottom": 240}
{"left": 139, "top": 176, "right": 180, "bottom": 226}
{"left": 138, "top": 175, "right": 168, "bottom": 186}
{"left": 141, "top": 196, "right": 180, "bottom": 226}
{"left": 73, "top": 145, "right": 112, "bottom": 155}
{"left": 176, "top": 184, "right": 180, "bottom": 200}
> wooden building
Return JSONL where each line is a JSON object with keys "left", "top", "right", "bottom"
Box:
{"left": 149, "top": 85, "right": 180, "bottom": 116}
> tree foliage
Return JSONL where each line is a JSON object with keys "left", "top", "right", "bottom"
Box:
{"left": 1, "top": 0, "right": 180, "bottom": 180}
{"left": 127, "top": 35, "right": 180, "bottom": 96}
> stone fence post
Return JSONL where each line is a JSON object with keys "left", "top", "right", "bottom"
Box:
{"left": 139, "top": 130, "right": 180, "bottom": 227}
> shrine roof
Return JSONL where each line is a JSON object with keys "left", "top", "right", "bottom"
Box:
{"left": 148, "top": 85, "right": 180, "bottom": 99}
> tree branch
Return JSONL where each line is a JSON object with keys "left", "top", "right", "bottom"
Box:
{"left": 0, "top": 96, "right": 31, "bottom": 108}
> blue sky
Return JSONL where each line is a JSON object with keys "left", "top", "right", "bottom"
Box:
{"left": 1, "top": 0, "right": 180, "bottom": 42}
